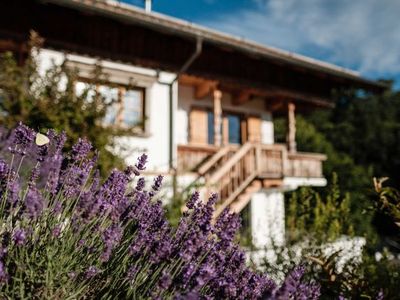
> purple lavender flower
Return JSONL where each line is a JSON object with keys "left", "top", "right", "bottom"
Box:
{"left": 124, "top": 165, "right": 135, "bottom": 178}
{"left": 71, "top": 138, "right": 92, "bottom": 161}
{"left": 195, "top": 264, "right": 216, "bottom": 288}
{"left": 24, "top": 187, "right": 44, "bottom": 219}
{"left": 0, "top": 159, "right": 8, "bottom": 180}
{"left": 62, "top": 164, "right": 91, "bottom": 198}
{"left": 186, "top": 191, "right": 199, "bottom": 210}
{"left": 12, "top": 229, "right": 26, "bottom": 246}
{"left": 0, "top": 261, "right": 8, "bottom": 284}
{"left": 52, "top": 201, "right": 62, "bottom": 215}
{"left": 54, "top": 130, "right": 67, "bottom": 154}
{"left": 52, "top": 225, "right": 62, "bottom": 238}
{"left": 376, "top": 290, "right": 384, "bottom": 300}
{"left": 9, "top": 122, "right": 35, "bottom": 155}
{"left": 0, "top": 248, "right": 7, "bottom": 260}
{"left": 135, "top": 177, "right": 145, "bottom": 191}
{"left": 28, "top": 163, "right": 41, "bottom": 187}
{"left": 45, "top": 153, "right": 62, "bottom": 194}
{"left": 0, "top": 123, "right": 325, "bottom": 299}
{"left": 101, "top": 225, "right": 123, "bottom": 262}
{"left": 158, "top": 271, "right": 172, "bottom": 290}
{"left": 6, "top": 178, "right": 20, "bottom": 206}
{"left": 36, "top": 144, "right": 49, "bottom": 162}
{"left": 272, "top": 265, "right": 320, "bottom": 300}
{"left": 149, "top": 175, "right": 163, "bottom": 197}
{"left": 134, "top": 153, "right": 148, "bottom": 175}
{"left": 85, "top": 266, "right": 100, "bottom": 279}
{"left": 174, "top": 291, "right": 201, "bottom": 300}
{"left": 126, "top": 265, "right": 139, "bottom": 281}
{"left": 181, "top": 261, "right": 196, "bottom": 287}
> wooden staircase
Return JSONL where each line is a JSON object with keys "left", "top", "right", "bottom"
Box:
{"left": 199, "top": 142, "right": 263, "bottom": 218}
{"left": 178, "top": 142, "right": 326, "bottom": 218}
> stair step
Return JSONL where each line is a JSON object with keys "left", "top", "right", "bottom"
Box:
{"left": 230, "top": 180, "right": 262, "bottom": 213}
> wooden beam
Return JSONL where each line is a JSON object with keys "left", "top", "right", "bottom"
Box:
{"left": 265, "top": 98, "right": 287, "bottom": 112}
{"left": 195, "top": 80, "right": 217, "bottom": 99}
{"left": 262, "top": 179, "right": 283, "bottom": 188}
{"left": 232, "top": 90, "right": 252, "bottom": 105}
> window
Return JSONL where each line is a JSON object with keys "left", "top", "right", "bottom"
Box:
{"left": 206, "top": 110, "right": 242, "bottom": 145}
{"left": 76, "top": 81, "right": 145, "bottom": 131}
{"left": 226, "top": 113, "right": 242, "bottom": 144}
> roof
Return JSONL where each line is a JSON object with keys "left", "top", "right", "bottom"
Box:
{"left": 42, "top": 0, "right": 386, "bottom": 91}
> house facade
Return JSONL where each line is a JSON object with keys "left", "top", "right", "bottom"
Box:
{"left": 0, "top": 0, "right": 385, "bottom": 249}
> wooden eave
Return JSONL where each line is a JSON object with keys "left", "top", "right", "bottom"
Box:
{"left": 0, "top": 0, "right": 388, "bottom": 109}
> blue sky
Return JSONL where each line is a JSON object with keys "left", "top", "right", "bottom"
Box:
{"left": 123, "top": 0, "right": 400, "bottom": 89}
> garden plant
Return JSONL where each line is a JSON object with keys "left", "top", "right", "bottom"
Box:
{"left": 0, "top": 123, "right": 320, "bottom": 299}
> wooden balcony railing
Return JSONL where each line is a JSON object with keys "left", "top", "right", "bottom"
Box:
{"left": 286, "top": 152, "right": 326, "bottom": 178}
{"left": 177, "top": 144, "right": 218, "bottom": 172}
{"left": 178, "top": 143, "right": 326, "bottom": 179}
{"left": 178, "top": 143, "right": 326, "bottom": 217}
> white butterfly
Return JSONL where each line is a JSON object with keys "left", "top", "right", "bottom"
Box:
{"left": 35, "top": 132, "right": 50, "bottom": 146}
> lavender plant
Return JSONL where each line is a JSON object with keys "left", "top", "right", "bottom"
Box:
{"left": 0, "top": 123, "right": 320, "bottom": 299}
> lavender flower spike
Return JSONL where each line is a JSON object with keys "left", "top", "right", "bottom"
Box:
{"left": 12, "top": 229, "right": 26, "bottom": 246}
{"left": 10, "top": 122, "right": 35, "bottom": 155}
{"left": 134, "top": 153, "right": 148, "bottom": 175}
{"left": 150, "top": 175, "right": 163, "bottom": 197}
{"left": 71, "top": 138, "right": 92, "bottom": 161}
{"left": 85, "top": 266, "right": 100, "bottom": 279}
{"left": 0, "top": 261, "right": 8, "bottom": 284}
{"left": 186, "top": 191, "right": 199, "bottom": 209}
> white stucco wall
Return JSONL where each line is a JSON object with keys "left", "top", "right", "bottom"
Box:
{"left": 37, "top": 48, "right": 176, "bottom": 173}
{"left": 177, "top": 85, "right": 274, "bottom": 145}
{"left": 251, "top": 189, "right": 286, "bottom": 249}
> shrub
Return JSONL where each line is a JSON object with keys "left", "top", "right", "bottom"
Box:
{"left": 0, "top": 123, "right": 320, "bottom": 299}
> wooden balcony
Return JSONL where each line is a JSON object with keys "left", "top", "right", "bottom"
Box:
{"left": 177, "top": 143, "right": 326, "bottom": 179}
{"left": 178, "top": 143, "right": 326, "bottom": 217}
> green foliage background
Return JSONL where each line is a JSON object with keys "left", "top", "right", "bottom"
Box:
{"left": 272, "top": 86, "right": 400, "bottom": 299}
{"left": 275, "top": 85, "right": 400, "bottom": 239}
{"left": 0, "top": 33, "right": 125, "bottom": 174}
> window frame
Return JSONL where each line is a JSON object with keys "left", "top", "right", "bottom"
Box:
{"left": 76, "top": 78, "right": 147, "bottom": 133}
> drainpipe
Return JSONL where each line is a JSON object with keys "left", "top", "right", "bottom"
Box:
{"left": 158, "top": 37, "right": 203, "bottom": 198}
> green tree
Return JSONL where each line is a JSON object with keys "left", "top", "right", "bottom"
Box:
{"left": 275, "top": 115, "right": 374, "bottom": 235}
{"left": 0, "top": 32, "right": 125, "bottom": 174}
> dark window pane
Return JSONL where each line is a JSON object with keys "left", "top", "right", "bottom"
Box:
{"left": 207, "top": 111, "right": 214, "bottom": 145}
{"left": 228, "top": 114, "right": 241, "bottom": 144}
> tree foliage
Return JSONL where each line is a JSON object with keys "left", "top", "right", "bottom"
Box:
{"left": 0, "top": 32, "right": 124, "bottom": 174}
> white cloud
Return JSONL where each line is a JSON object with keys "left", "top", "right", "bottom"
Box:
{"left": 200, "top": 0, "right": 400, "bottom": 77}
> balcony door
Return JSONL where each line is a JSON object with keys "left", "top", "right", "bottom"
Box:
{"left": 190, "top": 108, "right": 261, "bottom": 146}
{"left": 207, "top": 111, "right": 244, "bottom": 145}
{"left": 224, "top": 113, "right": 243, "bottom": 145}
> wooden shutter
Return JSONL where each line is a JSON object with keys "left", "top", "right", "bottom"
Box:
{"left": 189, "top": 108, "right": 208, "bottom": 145}
{"left": 247, "top": 115, "right": 262, "bottom": 143}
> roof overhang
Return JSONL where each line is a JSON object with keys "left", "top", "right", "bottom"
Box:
{"left": 41, "top": 0, "right": 386, "bottom": 93}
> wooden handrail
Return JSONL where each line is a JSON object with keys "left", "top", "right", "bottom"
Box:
{"left": 197, "top": 146, "right": 231, "bottom": 175}
{"left": 288, "top": 152, "right": 327, "bottom": 161}
{"left": 207, "top": 142, "right": 255, "bottom": 184}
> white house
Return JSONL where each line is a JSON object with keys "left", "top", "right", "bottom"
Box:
{"left": 0, "top": 0, "right": 385, "bottom": 249}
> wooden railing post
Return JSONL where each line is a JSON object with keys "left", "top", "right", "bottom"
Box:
{"left": 255, "top": 143, "right": 261, "bottom": 174}
{"left": 213, "top": 89, "right": 222, "bottom": 147}
{"left": 287, "top": 102, "right": 297, "bottom": 153}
